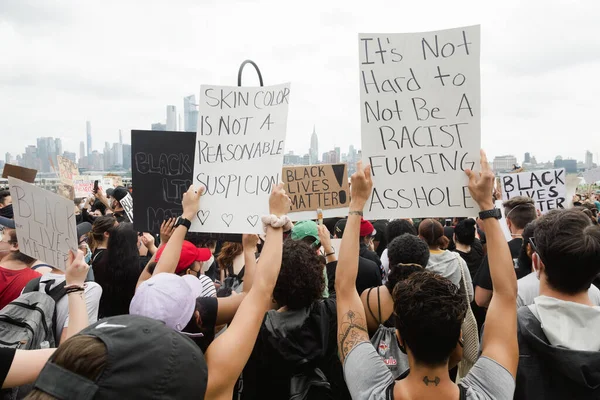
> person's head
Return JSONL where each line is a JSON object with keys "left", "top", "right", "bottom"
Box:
{"left": 88, "top": 215, "right": 117, "bottom": 251}
{"left": 453, "top": 218, "right": 477, "bottom": 246}
{"left": 371, "top": 220, "right": 388, "bottom": 253}
{"left": 503, "top": 196, "right": 537, "bottom": 233}
{"left": 533, "top": 209, "right": 600, "bottom": 295}
{"left": 334, "top": 219, "right": 347, "bottom": 239}
{"left": 0, "top": 190, "right": 11, "bottom": 208}
{"left": 90, "top": 199, "right": 107, "bottom": 216}
{"left": 359, "top": 219, "right": 376, "bottom": 248}
{"left": 0, "top": 219, "right": 36, "bottom": 265}
{"left": 516, "top": 221, "right": 537, "bottom": 274}
{"left": 110, "top": 187, "right": 129, "bottom": 210}
{"left": 216, "top": 242, "right": 243, "bottom": 274}
{"left": 574, "top": 206, "right": 599, "bottom": 226}
{"left": 150, "top": 240, "right": 212, "bottom": 277}
{"left": 291, "top": 220, "right": 320, "bottom": 249}
{"left": 386, "top": 234, "right": 429, "bottom": 292}
{"left": 26, "top": 315, "right": 207, "bottom": 399}
{"left": 393, "top": 271, "right": 467, "bottom": 367}
{"left": 273, "top": 240, "right": 325, "bottom": 310}
{"left": 385, "top": 219, "right": 417, "bottom": 243}
{"left": 418, "top": 219, "right": 449, "bottom": 250}
{"left": 581, "top": 202, "right": 599, "bottom": 220}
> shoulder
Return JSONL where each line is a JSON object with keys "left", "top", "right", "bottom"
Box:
{"left": 460, "top": 356, "right": 515, "bottom": 399}
{"left": 84, "top": 282, "right": 103, "bottom": 297}
{"left": 344, "top": 342, "right": 393, "bottom": 400}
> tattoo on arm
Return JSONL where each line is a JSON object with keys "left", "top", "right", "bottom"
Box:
{"left": 338, "top": 309, "right": 369, "bottom": 362}
{"left": 423, "top": 376, "right": 440, "bottom": 386}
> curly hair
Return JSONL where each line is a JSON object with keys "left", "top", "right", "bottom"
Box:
{"left": 393, "top": 271, "right": 467, "bottom": 366}
{"left": 385, "top": 219, "right": 417, "bottom": 243}
{"left": 273, "top": 240, "right": 325, "bottom": 310}
{"left": 418, "top": 219, "right": 449, "bottom": 249}
{"left": 386, "top": 234, "right": 429, "bottom": 292}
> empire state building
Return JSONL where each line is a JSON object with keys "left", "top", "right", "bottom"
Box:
{"left": 309, "top": 125, "right": 319, "bottom": 164}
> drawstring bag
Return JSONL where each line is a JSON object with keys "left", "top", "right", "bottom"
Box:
{"left": 367, "top": 287, "right": 409, "bottom": 379}
{"left": 455, "top": 253, "right": 479, "bottom": 380}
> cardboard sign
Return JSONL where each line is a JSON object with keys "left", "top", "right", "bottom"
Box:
{"left": 131, "top": 130, "right": 196, "bottom": 233}
{"left": 8, "top": 177, "right": 78, "bottom": 271}
{"left": 56, "top": 184, "right": 75, "bottom": 201}
{"left": 501, "top": 168, "right": 566, "bottom": 213}
{"left": 2, "top": 164, "right": 37, "bottom": 183}
{"left": 192, "top": 83, "right": 290, "bottom": 234}
{"left": 120, "top": 192, "right": 134, "bottom": 222}
{"left": 583, "top": 168, "right": 600, "bottom": 185}
{"left": 57, "top": 155, "right": 78, "bottom": 185}
{"left": 283, "top": 164, "right": 349, "bottom": 213}
{"left": 359, "top": 26, "right": 481, "bottom": 218}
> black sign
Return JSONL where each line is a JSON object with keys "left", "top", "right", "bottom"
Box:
{"left": 131, "top": 130, "right": 196, "bottom": 233}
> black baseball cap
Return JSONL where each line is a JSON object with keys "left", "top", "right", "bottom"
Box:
{"left": 334, "top": 219, "right": 347, "bottom": 237}
{"left": 33, "top": 315, "right": 207, "bottom": 399}
{"left": 105, "top": 188, "right": 115, "bottom": 197}
{"left": 112, "top": 187, "right": 129, "bottom": 202}
{"left": 76, "top": 222, "right": 92, "bottom": 239}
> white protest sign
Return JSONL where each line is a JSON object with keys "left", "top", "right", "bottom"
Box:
{"left": 8, "top": 177, "right": 78, "bottom": 271}
{"left": 192, "top": 83, "right": 290, "bottom": 233}
{"left": 583, "top": 167, "right": 600, "bottom": 185}
{"left": 360, "top": 26, "right": 480, "bottom": 219}
{"left": 73, "top": 176, "right": 101, "bottom": 198}
{"left": 120, "top": 192, "right": 134, "bottom": 222}
{"left": 500, "top": 168, "right": 566, "bottom": 213}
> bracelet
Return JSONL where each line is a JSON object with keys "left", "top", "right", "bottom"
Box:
{"left": 66, "top": 287, "right": 85, "bottom": 295}
{"left": 325, "top": 252, "right": 335, "bottom": 257}
{"left": 65, "top": 284, "right": 87, "bottom": 291}
{"left": 261, "top": 215, "right": 293, "bottom": 233}
{"left": 349, "top": 211, "right": 363, "bottom": 217}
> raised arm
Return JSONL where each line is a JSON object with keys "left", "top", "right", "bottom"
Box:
{"left": 241, "top": 234, "right": 259, "bottom": 293}
{"left": 62, "top": 249, "right": 91, "bottom": 339}
{"left": 204, "top": 184, "right": 290, "bottom": 399}
{"left": 336, "top": 161, "right": 373, "bottom": 363}
{"left": 466, "top": 150, "right": 518, "bottom": 377}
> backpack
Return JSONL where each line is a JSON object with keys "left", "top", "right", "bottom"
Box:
{"left": 289, "top": 367, "right": 334, "bottom": 400}
{"left": 366, "top": 287, "right": 409, "bottom": 379}
{"left": 223, "top": 266, "right": 245, "bottom": 294}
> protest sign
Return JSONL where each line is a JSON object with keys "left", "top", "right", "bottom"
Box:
{"left": 583, "top": 167, "right": 600, "bottom": 185}
{"left": 131, "top": 130, "right": 195, "bottom": 233}
{"left": 56, "top": 184, "right": 75, "bottom": 201}
{"left": 8, "top": 177, "right": 77, "bottom": 271}
{"left": 57, "top": 155, "right": 79, "bottom": 185}
{"left": 120, "top": 192, "right": 134, "bottom": 222}
{"left": 501, "top": 168, "right": 566, "bottom": 213}
{"left": 73, "top": 176, "right": 101, "bottom": 198}
{"left": 192, "top": 83, "right": 290, "bottom": 234}
{"left": 283, "top": 163, "right": 349, "bottom": 213}
{"left": 2, "top": 164, "right": 37, "bottom": 183}
{"left": 359, "top": 26, "right": 480, "bottom": 219}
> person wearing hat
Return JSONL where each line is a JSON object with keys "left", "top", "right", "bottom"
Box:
{"left": 0, "top": 216, "right": 41, "bottom": 309}
{"left": 108, "top": 186, "right": 131, "bottom": 223}
{"left": 358, "top": 219, "right": 384, "bottom": 280}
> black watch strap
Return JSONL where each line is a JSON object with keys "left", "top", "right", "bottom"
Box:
{"left": 478, "top": 208, "right": 502, "bottom": 220}
{"left": 175, "top": 217, "right": 192, "bottom": 230}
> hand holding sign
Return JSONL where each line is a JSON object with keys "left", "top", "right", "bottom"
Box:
{"left": 350, "top": 161, "right": 373, "bottom": 211}
{"left": 269, "top": 183, "right": 291, "bottom": 217}
{"left": 465, "top": 150, "right": 495, "bottom": 211}
{"left": 182, "top": 185, "right": 204, "bottom": 221}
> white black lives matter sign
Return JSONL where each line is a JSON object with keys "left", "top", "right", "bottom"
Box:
{"left": 192, "top": 84, "right": 290, "bottom": 233}
{"left": 501, "top": 168, "right": 567, "bottom": 213}
{"left": 360, "top": 26, "right": 480, "bottom": 218}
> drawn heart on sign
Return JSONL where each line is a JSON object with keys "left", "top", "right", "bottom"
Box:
{"left": 221, "top": 214, "right": 234, "bottom": 227}
{"left": 247, "top": 215, "right": 259, "bottom": 227}
{"left": 197, "top": 210, "right": 210, "bottom": 225}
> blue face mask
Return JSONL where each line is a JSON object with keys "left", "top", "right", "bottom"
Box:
{"left": 84, "top": 245, "right": 92, "bottom": 264}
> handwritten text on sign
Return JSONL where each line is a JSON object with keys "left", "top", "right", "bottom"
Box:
{"left": 501, "top": 169, "right": 566, "bottom": 213}
{"left": 57, "top": 156, "right": 78, "bottom": 185}
{"left": 192, "top": 84, "right": 290, "bottom": 233}
{"left": 8, "top": 177, "right": 77, "bottom": 271}
{"left": 360, "top": 26, "right": 481, "bottom": 218}
{"left": 283, "top": 164, "right": 349, "bottom": 212}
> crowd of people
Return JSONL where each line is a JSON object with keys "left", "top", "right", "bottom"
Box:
{"left": 0, "top": 151, "right": 599, "bottom": 399}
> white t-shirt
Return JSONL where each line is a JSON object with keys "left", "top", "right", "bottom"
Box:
{"left": 39, "top": 273, "right": 102, "bottom": 344}
{"left": 517, "top": 272, "right": 600, "bottom": 308}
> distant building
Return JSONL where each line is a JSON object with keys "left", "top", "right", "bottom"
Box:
{"left": 152, "top": 122, "right": 167, "bottom": 131}
{"left": 585, "top": 150, "right": 594, "bottom": 169}
{"left": 63, "top": 151, "right": 77, "bottom": 163}
{"left": 166, "top": 106, "right": 177, "bottom": 131}
{"left": 122, "top": 144, "right": 132, "bottom": 170}
{"left": 309, "top": 126, "right": 319, "bottom": 164}
{"left": 492, "top": 155, "right": 518, "bottom": 172}
{"left": 554, "top": 158, "right": 578, "bottom": 173}
{"left": 80, "top": 141, "right": 86, "bottom": 161}
{"left": 5, "top": 153, "right": 12, "bottom": 164}
{"left": 86, "top": 121, "right": 92, "bottom": 156}
{"left": 301, "top": 154, "right": 310, "bottom": 165}
{"left": 524, "top": 152, "right": 531, "bottom": 164}
{"left": 184, "top": 95, "right": 199, "bottom": 132}
{"left": 119, "top": 130, "right": 123, "bottom": 145}
{"left": 283, "top": 151, "right": 302, "bottom": 165}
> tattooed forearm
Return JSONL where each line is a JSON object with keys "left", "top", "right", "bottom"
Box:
{"left": 338, "top": 309, "right": 369, "bottom": 362}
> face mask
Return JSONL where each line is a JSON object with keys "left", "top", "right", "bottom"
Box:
{"left": 84, "top": 245, "right": 92, "bottom": 264}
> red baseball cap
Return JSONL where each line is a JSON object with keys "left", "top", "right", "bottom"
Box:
{"left": 155, "top": 240, "right": 212, "bottom": 274}
{"left": 359, "top": 219, "right": 376, "bottom": 237}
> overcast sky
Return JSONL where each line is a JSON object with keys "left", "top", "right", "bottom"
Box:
{"left": 1, "top": 0, "right": 598, "bottom": 164}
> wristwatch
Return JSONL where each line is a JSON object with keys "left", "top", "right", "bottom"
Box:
{"left": 174, "top": 216, "right": 192, "bottom": 230}
{"left": 478, "top": 208, "right": 502, "bottom": 220}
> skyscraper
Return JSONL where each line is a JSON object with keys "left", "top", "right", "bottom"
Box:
{"left": 86, "top": 121, "right": 92, "bottom": 156}
{"left": 79, "top": 141, "right": 86, "bottom": 161}
{"left": 166, "top": 106, "right": 177, "bottom": 131}
{"left": 184, "top": 95, "right": 199, "bottom": 132}
{"left": 309, "top": 125, "right": 319, "bottom": 164}
{"left": 152, "top": 122, "right": 167, "bottom": 131}
{"left": 585, "top": 150, "right": 594, "bottom": 169}
{"left": 524, "top": 152, "right": 531, "bottom": 164}
{"left": 119, "top": 129, "right": 123, "bottom": 145}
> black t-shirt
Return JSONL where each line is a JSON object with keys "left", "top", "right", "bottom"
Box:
{"left": 474, "top": 238, "right": 523, "bottom": 290}
{"left": 326, "top": 257, "right": 382, "bottom": 296}
{"left": 0, "top": 347, "right": 16, "bottom": 388}
{"left": 455, "top": 239, "right": 484, "bottom": 280}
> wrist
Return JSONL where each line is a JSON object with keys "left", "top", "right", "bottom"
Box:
{"left": 477, "top": 202, "right": 495, "bottom": 211}
{"left": 323, "top": 245, "right": 333, "bottom": 253}
{"left": 181, "top": 213, "right": 195, "bottom": 221}
{"left": 349, "top": 202, "right": 366, "bottom": 213}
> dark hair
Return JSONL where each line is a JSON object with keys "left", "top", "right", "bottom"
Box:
{"left": 95, "top": 223, "right": 140, "bottom": 317}
{"left": 0, "top": 190, "right": 10, "bottom": 206}
{"left": 216, "top": 242, "right": 243, "bottom": 278}
{"left": 503, "top": 196, "right": 537, "bottom": 230}
{"left": 6, "top": 229, "right": 36, "bottom": 266}
{"left": 91, "top": 199, "right": 107, "bottom": 215}
{"left": 393, "top": 271, "right": 467, "bottom": 366}
{"left": 418, "top": 219, "right": 449, "bottom": 249}
{"left": 273, "top": 240, "right": 325, "bottom": 310}
{"left": 386, "top": 219, "right": 417, "bottom": 243}
{"left": 581, "top": 203, "right": 599, "bottom": 220}
{"left": 574, "top": 206, "right": 599, "bottom": 226}
{"left": 386, "top": 234, "right": 429, "bottom": 292}
{"left": 535, "top": 209, "right": 600, "bottom": 295}
{"left": 89, "top": 215, "right": 116, "bottom": 251}
{"left": 453, "top": 219, "right": 476, "bottom": 246}
{"left": 516, "top": 221, "right": 537, "bottom": 274}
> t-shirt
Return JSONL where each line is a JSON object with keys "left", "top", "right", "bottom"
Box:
{"left": 344, "top": 342, "right": 515, "bottom": 399}
{"left": 0, "top": 266, "right": 41, "bottom": 310}
{"left": 0, "top": 347, "right": 16, "bottom": 388}
{"left": 326, "top": 258, "right": 382, "bottom": 296}
{"left": 38, "top": 273, "right": 102, "bottom": 343}
{"left": 517, "top": 272, "right": 600, "bottom": 308}
{"left": 455, "top": 240, "right": 484, "bottom": 281}
{"left": 474, "top": 238, "right": 524, "bottom": 291}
